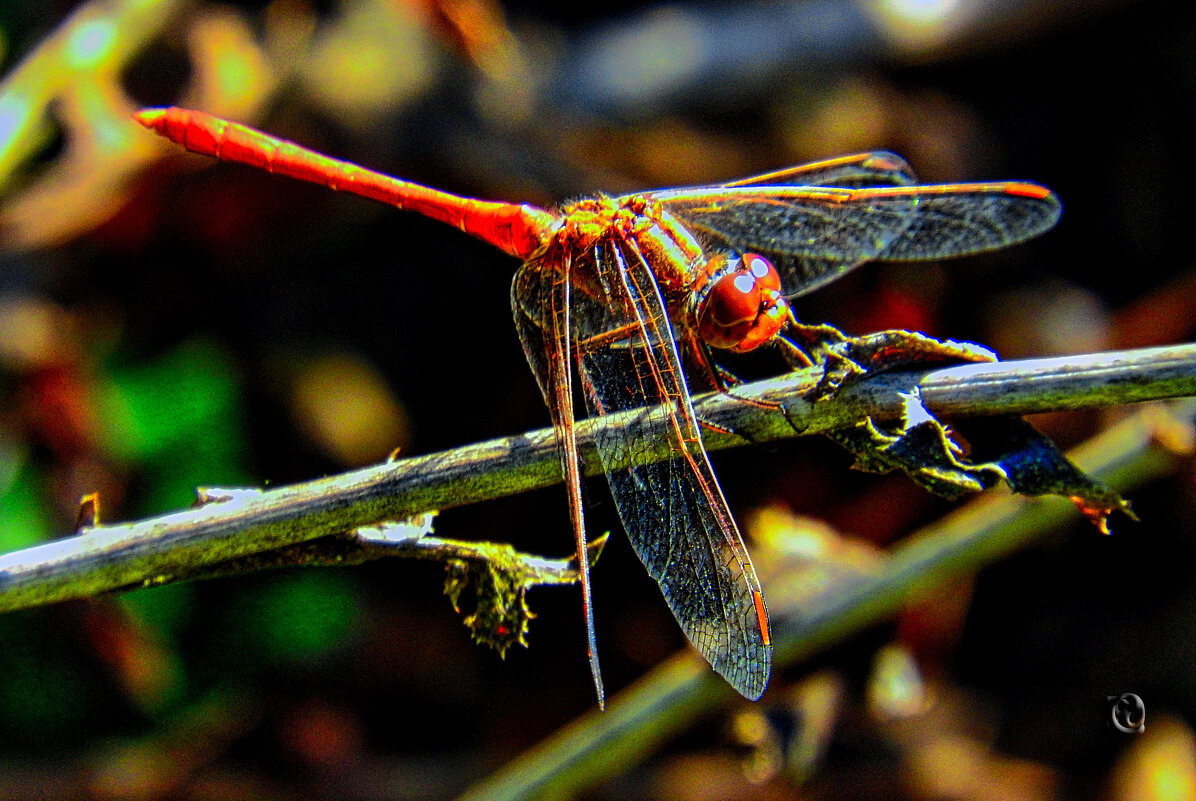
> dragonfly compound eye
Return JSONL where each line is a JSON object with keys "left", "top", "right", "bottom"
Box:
{"left": 695, "top": 253, "right": 791, "bottom": 352}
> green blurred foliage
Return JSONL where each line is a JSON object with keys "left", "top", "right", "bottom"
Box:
{"left": 223, "top": 571, "right": 361, "bottom": 670}
{"left": 0, "top": 613, "right": 93, "bottom": 746}
{"left": 97, "top": 338, "right": 248, "bottom": 514}
{"left": 0, "top": 453, "right": 52, "bottom": 552}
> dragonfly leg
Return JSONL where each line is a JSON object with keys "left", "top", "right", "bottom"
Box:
{"left": 691, "top": 397, "right": 781, "bottom": 451}
{"left": 685, "top": 334, "right": 781, "bottom": 411}
{"left": 773, "top": 322, "right": 862, "bottom": 405}
{"left": 780, "top": 323, "right": 997, "bottom": 401}
{"left": 706, "top": 362, "right": 784, "bottom": 411}
{"left": 678, "top": 334, "right": 782, "bottom": 449}
{"left": 774, "top": 336, "right": 814, "bottom": 368}
{"left": 573, "top": 322, "right": 641, "bottom": 355}
{"left": 713, "top": 363, "right": 743, "bottom": 389}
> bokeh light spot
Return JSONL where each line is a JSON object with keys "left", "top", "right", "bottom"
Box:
{"left": 65, "top": 18, "right": 117, "bottom": 70}
{"left": 876, "top": 0, "right": 961, "bottom": 26}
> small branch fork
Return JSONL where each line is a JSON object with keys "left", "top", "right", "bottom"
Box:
{"left": 0, "top": 343, "right": 1192, "bottom": 614}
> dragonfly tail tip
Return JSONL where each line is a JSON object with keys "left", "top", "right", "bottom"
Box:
{"left": 132, "top": 107, "right": 168, "bottom": 132}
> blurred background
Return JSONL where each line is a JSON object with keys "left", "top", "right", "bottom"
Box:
{"left": 1, "top": 0, "right": 1195, "bottom": 798}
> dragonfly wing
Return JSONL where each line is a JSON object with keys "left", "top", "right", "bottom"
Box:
{"left": 653, "top": 182, "right": 1060, "bottom": 298}
{"left": 572, "top": 236, "right": 771, "bottom": 700}
{"left": 512, "top": 249, "right": 605, "bottom": 705}
{"left": 719, "top": 151, "right": 916, "bottom": 189}
{"left": 864, "top": 183, "right": 1063, "bottom": 260}
{"left": 654, "top": 185, "right": 919, "bottom": 298}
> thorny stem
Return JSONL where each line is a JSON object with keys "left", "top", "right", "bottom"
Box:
{"left": 0, "top": 343, "right": 1192, "bottom": 613}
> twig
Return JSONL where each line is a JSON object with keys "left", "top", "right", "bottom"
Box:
{"left": 155, "top": 514, "right": 583, "bottom": 587}
{"left": 0, "top": 343, "right": 1192, "bottom": 614}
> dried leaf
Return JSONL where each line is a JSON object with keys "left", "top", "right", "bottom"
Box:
{"left": 803, "top": 325, "right": 1132, "bottom": 528}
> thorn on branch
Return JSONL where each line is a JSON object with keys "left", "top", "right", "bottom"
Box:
{"left": 75, "top": 493, "right": 100, "bottom": 531}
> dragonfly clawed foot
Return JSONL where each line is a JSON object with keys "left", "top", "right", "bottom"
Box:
{"left": 799, "top": 334, "right": 1134, "bottom": 528}
{"left": 773, "top": 324, "right": 1016, "bottom": 497}
{"left": 779, "top": 324, "right": 999, "bottom": 403}
{"left": 776, "top": 322, "right": 868, "bottom": 401}
{"left": 686, "top": 362, "right": 785, "bottom": 447}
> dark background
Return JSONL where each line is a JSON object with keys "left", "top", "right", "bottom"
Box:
{"left": 0, "top": 0, "right": 1194, "bottom": 798}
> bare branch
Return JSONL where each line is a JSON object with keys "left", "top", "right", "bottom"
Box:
{"left": 0, "top": 343, "right": 1192, "bottom": 614}
{"left": 170, "top": 514, "right": 589, "bottom": 588}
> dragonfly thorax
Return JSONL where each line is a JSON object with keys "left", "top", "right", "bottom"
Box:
{"left": 550, "top": 195, "right": 708, "bottom": 295}
{"left": 693, "top": 252, "right": 792, "bottom": 352}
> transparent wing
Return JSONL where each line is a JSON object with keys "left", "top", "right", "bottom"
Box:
{"left": 649, "top": 184, "right": 918, "bottom": 297}
{"left": 649, "top": 181, "right": 1061, "bottom": 299}
{"left": 866, "top": 183, "right": 1063, "bottom": 260}
{"left": 719, "top": 151, "right": 916, "bottom": 189}
{"left": 512, "top": 247, "right": 605, "bottom": 705}
{"left": 570, "top": 235, "right": 771, "bottom": 700}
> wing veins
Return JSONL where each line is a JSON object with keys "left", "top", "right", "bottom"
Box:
{"left": 580, "top": 235, "right": 769, "bottom": 697}
{"left": 512, "top": 249, "right": 605, "bottom": 707}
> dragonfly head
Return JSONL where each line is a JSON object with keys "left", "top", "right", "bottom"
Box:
{"left": 694, "top": 252, "right": 793, "bottom": 353}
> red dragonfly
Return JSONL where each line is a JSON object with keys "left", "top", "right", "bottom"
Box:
{"left": 135, "top": 107, "right": 1061, "bottom": 706}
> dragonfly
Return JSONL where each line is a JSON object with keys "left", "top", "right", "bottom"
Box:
{"left": 135, "top": 107, "right": 1061, "bottom": 706}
